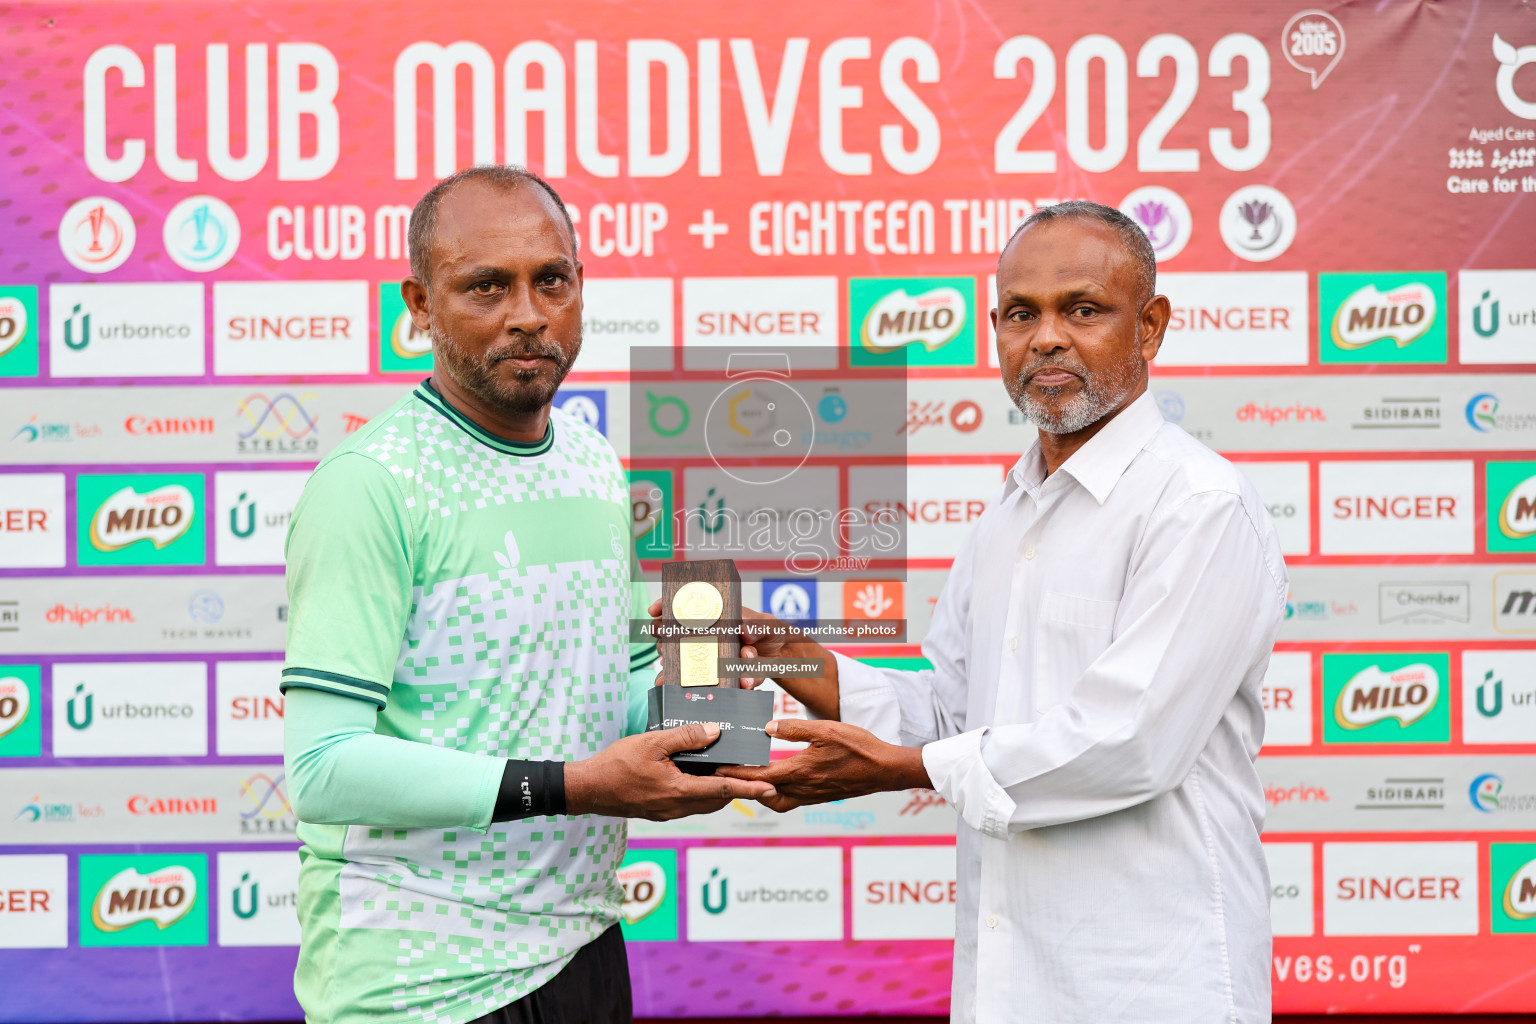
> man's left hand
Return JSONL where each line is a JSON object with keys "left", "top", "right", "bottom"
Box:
{"left": 717, "top": 719, "right": 930, "bottom": 812}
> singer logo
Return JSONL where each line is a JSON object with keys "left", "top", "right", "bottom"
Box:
{"left": 91, "top": 865, "right": 198, "bottom": 932}
{"left": 89, "top": 485, "right": 194, "bottom": 552}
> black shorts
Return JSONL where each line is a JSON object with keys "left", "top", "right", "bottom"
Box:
{"left": 467, "top": 925, "right": 632, "bottom": 1024}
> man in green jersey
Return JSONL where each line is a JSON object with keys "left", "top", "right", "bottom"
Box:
{"left": 281, "top": 166, "right": 773, "bottom": 1024}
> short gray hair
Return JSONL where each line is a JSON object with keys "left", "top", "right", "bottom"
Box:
{"left": 1001, "top": 200, "right": 1156, "bottom": 307}
{"left": 407, "top": 165, "right": 577, "bottom": 286}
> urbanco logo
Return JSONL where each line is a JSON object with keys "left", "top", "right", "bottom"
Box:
{"left": 686, "top": 846, "right": 842, "bottom": 941}
{"left": 79, "top": 854, "right": 208, "bottom": 947}
{"left": 1459, "top": 270, "right": 1536, "bottom": 363}
{"left": 47, "top": 282, "right": 205, "bottom": 378}
{"left": 51, "top": 662, "right": 208, "bottom": 757}
{"left": 1462, "top": 650, "right": 1536, "bottom": 744}
{"left": 217, "top": 851, "right": 300, "bottom": 947}
{"left": 76, "top": 473, "right": 205, "bottom": 567}
{"left": 58, "top": 197, "right": 135, "bottom": 274}
{"left": 162, "top": 196, "right": 241, "bottom": 272}
{"left": 214, "top": 470, "right": 309, "bottom": 566}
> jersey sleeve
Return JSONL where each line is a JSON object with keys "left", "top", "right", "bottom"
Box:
{"left": 281, "top": 453, "right": 414, "bottom": 708}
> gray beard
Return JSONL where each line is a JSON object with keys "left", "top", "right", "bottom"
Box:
{"left": 1005, "top": 352, "right": 1142, "bottom": 436}
{"left": 431, "top": 324, "right": 578, "bottom": 417}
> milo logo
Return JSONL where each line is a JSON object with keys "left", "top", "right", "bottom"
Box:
{"left": 89, "top": 485, "right": 195, "bottom": 552}
{"left": 1330, "top": 282, "right": 1438, "bottom": 350}
{"left": 0, "top": 295, "right": 29, "bottom": 358}
{"left": 618, "top": 859, "right": 667, "bottom": 925}
{"left": 1504, "top": 858, "right": 1536, "bottom": 921}
{"left": 0, "top": 675, "right": 30, "bottom": 739}
{"left": 1333, "top": 663, "right": 1440, "bottom": 729}
{"left": 1499, "top": 472, "right": 1536, "bottom": 540}
{"left": 860, "top": 286, "right": 967, "bottom": 355}
{"left": 91, "top": 865, "right": 198, "bottom": 932}
{"left": 390, "top": 310, "right": 431, "bottom": 361}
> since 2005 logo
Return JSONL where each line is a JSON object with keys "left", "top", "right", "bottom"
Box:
{"left": 76, "top": 474, "right": 206, "bottom": 568}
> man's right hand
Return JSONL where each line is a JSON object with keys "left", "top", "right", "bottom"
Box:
{"left": 564, "top": 723, "right": 776, "bottom": 821}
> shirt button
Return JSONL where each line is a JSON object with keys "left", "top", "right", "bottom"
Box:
{"left": 985, "top": 914, "right": 999, "bottom": 929}
{"left": 1023, "top": 547, "right": 1036, "bottom": 560}
{"left": 1007, "top": 636, "right": 1019, "bottom": 651}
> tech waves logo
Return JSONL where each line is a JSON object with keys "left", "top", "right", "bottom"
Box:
{"left": 1333, "top": 663, "right": 1440, "bottom": 729}
{"left": 91, "top": 865, "right": 197, "bottom": 932}
{"left": 1493, "top": 35, "right": 1536, "bottom": 120}
{"left": 1331, "top": 282, "right": 1437, "bottom": 350}
{"left": 88, "top": 485, "right": 194, "bottom": 552}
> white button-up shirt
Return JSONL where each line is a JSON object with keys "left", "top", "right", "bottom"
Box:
{"left": 836, "top": 391, "right": 1288, "bottom": 1024}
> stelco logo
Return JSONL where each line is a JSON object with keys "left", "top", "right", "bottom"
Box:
{"left": 89, "top": 485, "right": 195, "bottom": 552}
{"left": 1505, "top": 858, "right": 1536, "bottom": 921}
{"left": 390, "top": 310, "right": 432, "bottom": 361}
{"left": 0, "top": 675, "right": 30, "bottom": 739}
{"left": 860, "top": 286, "right": 966, "bottom": 354}
{"left": 1499, "top": 472, "right": 1536, "bottom": 540}
{"left": 1330, "top": 282, "right": 1438, "bottom": 350}
{"left": 1333, "top": 663, "right": 1439, "bottom": 729}
{"left": 91, "top": 865, "right": 197, "bottom": 932}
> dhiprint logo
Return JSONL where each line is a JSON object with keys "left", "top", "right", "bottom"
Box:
{"left": 48, "top": 283, "right": 206, "bottom": 377}
{"left": 1218, "top": 185, "right": 1297, "bottom": 262}
{"left": 79, "top": 854, "right": 208, "bottom": 947}
{"left": 77, "top": 473, "right": 206, "bottom": 567}
{"left": 1319, "top": 273, "right": 1448, "bottom": 364}
{"left": 1493, "top": 35, "right": 1536, "bottom": 119}
{"left": 1459, "top": 270, "right": 1536, "bottom": 363}
{"left": 217, "top": 851, "right": 301, "bottom": 947}
{"left": 686, "top": 846, "right": 843, "bottom": 941}
{"left": 1492, "top": 845, "right": 1536, "bottom": 933}
{"left": 1120, "top": 186, "right": 1192, "bottom": 261}
{"left": 59, "top": 197, "right": 136, "bottom": 273}
{"left": 162, "top": 196, "right": 241, "bottom": 272}
{"left": 1462, "top": 651, "right": 1536, "bottom": 744}
{"left": 849, "top": 277, "right": 973, "bottom": 366}
{"left": 1323, "top": 653, "right": 1451, "bottom": 744}
{"left": 235, "top": 393, "right": 320, "bottom": 456}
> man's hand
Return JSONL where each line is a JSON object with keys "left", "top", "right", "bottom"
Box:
{"left": 565, "top": 723, "right": 775, "bottom": 821}
{"left": 717, "top": 719, "right": 930, "bottom": 812}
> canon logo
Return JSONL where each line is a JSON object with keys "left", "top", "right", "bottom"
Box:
{"left": 1332, "top": 495, "right": 1457, "bottom": 520}
{"left": 864, "top": 880, "right": 957, "bottom": 905}
{"left": 1335, "top": 875, "right": 1462, "bottom": 902}
{"left": 125, "top": 416, "right": 214, "bottom": 435}
{"left": 127, "top": 795, "right": 217, "bottom": 815}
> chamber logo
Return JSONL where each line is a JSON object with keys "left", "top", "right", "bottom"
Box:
{"left": 1331, "top": 282, "right": 1437, "bottom": 350}
{"left": 59, "top": 197, "right": 135, "bottom": 274}
{"left": 1497, "top": 471, "right": 1536, "bottom": 540}
{"left": 89, "top": 485, "right": 195, "bottom": 552}
{"left": 860, "top": 286, "right": 966, "bottom": 354}
{"left": 1333, "top": 663, "right": 1439, "bottom": 729}
{"left": 1120, "top": 186, "right": 1192, "bottom": 260}
{"left": 1493, "top": 35, "right": 1536, "bottom": 120}
{"left": 1504, "top": 858, "right": 1536, "bottom": 920}
{"left": 91, "top": 865, "right": 197, "bottom": 932}
{"left": 162, "top": 196, "right": 241, "bottom": 272}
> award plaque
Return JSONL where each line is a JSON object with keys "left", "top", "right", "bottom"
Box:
{"left": 646, "top": 559, "right": 773, "bottom": 769}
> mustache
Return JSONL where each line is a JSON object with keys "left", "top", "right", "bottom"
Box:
{"left": 485, "top": 336, "right": 569, "bottom": 366}
{"left": 1018, "top": 356, "right": 1090, "bottom": 383}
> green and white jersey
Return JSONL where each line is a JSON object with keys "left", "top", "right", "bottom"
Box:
{"left": 281, "top": 381, "right": 655, "bottom": 1024}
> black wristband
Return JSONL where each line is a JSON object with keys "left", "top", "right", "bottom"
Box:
{"left": 492, "top": 760, "right": 567, "bottom": 821}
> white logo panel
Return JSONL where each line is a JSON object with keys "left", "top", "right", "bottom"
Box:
{"left": 849, "top": 464, "right": 1003, "bottom": 561}
{"left": 1262, "top": 651, "right": 1313, "bottom": 748}
{"left": 1264, "top": 842, "right": 1315, "bottom": 937}
{"left": 1237, "top": 461, "right": 1311, "bottom": 556}
{"left": 1323, "top": 841, "right": 1478, "bottom": 936}
{"left": 1156, "top": 272, "right": 1308, "bottom": 367}
{"left": 1463, "top": 650, "right": 1536, "bottom": 743}
{"left": 218, "top": 850, "right": 300, "bottom": 946}
{"left": 214, "top": 470, "right": 310, "bottom": 566}
{"left": 851, "top": 844, "right": 957, "bottom": 940}
{"left": 48, "top": 282, "right": 205, "bottom": 378}
{"left": 580, "top": 278, "right": 673, "bottom": 370}
{"left": 686, "top": 846, "right": 843, "bottom": 941}
{"left": 214, "top": 281, "right": 369, "bottom": 376}
{"left": 52, "top": 662, "right": 208, "bottom": 757}
{"left": 1318, "top": 460, "right": 1474, "bottom": 555}
{"left": 215, "top": 661, "right": 284, "bottom": 756}
{"left": 1460, "top": 270, "right": 1536, "bottom": 364}
{"left": 0, "top": 854, "right": 68, "bottom": 947}
{"left": 681, "top": 277, "right": 839, "bottom": 369}
{"left": 0, "top": 473, "right": 66, "bottom": 568}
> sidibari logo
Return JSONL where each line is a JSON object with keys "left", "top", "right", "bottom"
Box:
{"left": 0, "top": 295, "right": 30, "bottom": 358}
{"left": 89, "top": 485, "right": 194, "bottom": 552}
{"left": 1505, "top": 858, "right": 1536, "bottom": 920}
{"left": 1498, "top": 472, "right": 1536, "bottom": 540}
{"left": 1331, "top": 282, "right": 1437, "bottom": 350}
{"left": 1493, "top": 35, "right": 1536, "bottom": 120}
{"left": 1333, "top": 663, "right": 1439, "bottom": 729}
{"left": 390, "top": 309, "right": 431, "bottom": 361}
{"left": 618, "top": 860, "right": 667, "bottom": 925}
{"left": 91, "top": 865, "right": 197, "bottom": 932}
{"left": 860, "top": 286, "right": 966, "bottom": 354}
{"left": 0, "top": 675, "right": 31, "bottom": 739}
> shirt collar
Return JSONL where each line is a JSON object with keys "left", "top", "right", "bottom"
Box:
{"left": 415, "top": 379, "right": 556, "bottom": 457}
{"left": 1010, "top": 390, "right": 1165, "bottom": 505}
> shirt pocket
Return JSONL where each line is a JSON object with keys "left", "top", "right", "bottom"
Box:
{"left": 1033, "top": 590, "right": 1119, "bottom": 712}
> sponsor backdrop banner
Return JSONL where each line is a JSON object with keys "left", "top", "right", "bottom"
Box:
{"left": 0, "top": 0, "right": 1533, "bottom": 1018}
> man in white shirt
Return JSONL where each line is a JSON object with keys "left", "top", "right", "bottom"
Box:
{"left": 721, "top": 201, "right": 1289, "bottom": 1023}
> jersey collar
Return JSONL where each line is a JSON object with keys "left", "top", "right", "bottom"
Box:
{"left": 415, "top": 379, "right": 556, "bottom": 457}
